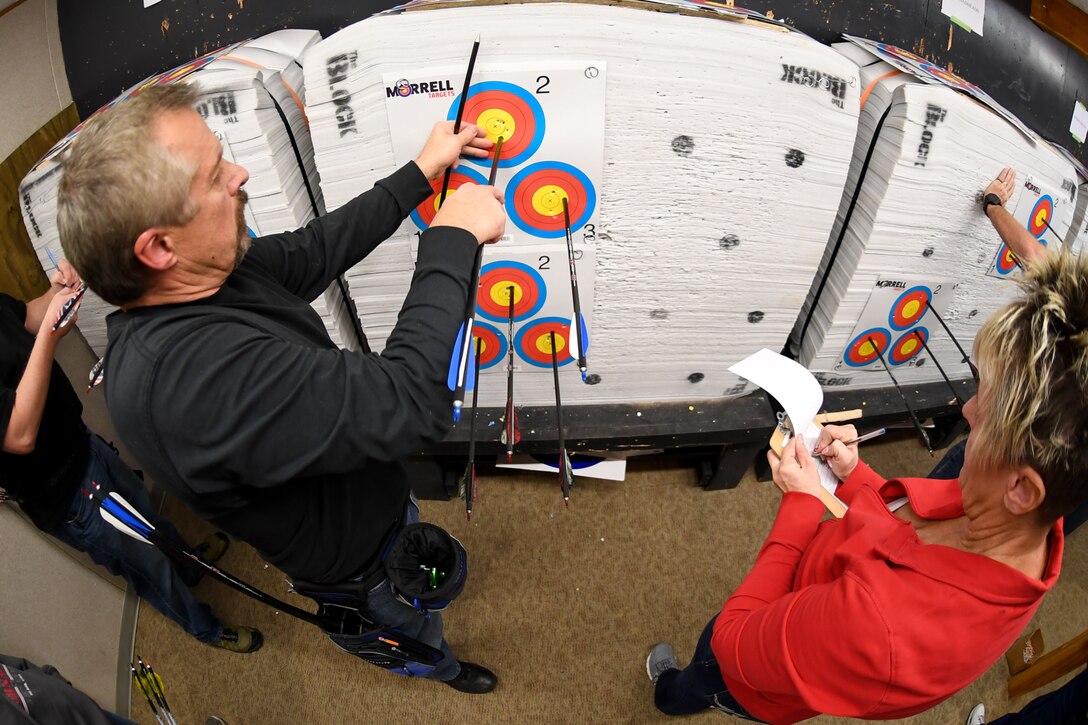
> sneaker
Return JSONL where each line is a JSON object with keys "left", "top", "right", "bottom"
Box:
{"left": 193, "top": 532, "right": 230, "bottom": 565}
{"left": 966, "top": 703, "right": 986, "bottom": 725}
{"left": 646, "top": 642, "right": 679, "bottom": 683}
{"left": 209, "top": 626, "right": 263, "bottom": 654}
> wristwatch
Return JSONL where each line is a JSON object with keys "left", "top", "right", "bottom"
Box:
{"left": 982, "top": 192, "right": 1003, "bottom": 216}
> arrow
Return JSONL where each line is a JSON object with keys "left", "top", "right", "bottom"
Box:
{"left": 561, "top": 197, "right": 589, "bottom": 380}
{"left": 448, "top": 136, "right": 504, "bottom": 421}
{"left": 461, "top": 338, "right": 482, "bottom": 520}
{"left": 501, "top": 285, "right": 520, "bottom": 462}
{"left": 549, "top": 331, "right": 574, "bottom": 505}
{"left": 438, "top": 35, "right": 481, "bottom": 207}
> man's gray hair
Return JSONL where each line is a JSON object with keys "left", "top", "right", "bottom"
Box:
{"left": 57, "top": 84, "right": 201, "bottom": 306}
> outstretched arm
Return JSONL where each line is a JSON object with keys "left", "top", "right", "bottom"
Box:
{"left": 983, "top": 167, "right": 1047, "bottom": 266}
{"left": 2, "top": 289, "right": 81, "bottom": 454}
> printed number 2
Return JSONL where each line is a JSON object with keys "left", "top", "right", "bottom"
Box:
{"left": 538, "top": 255, "right": 550, "bottom": 269}
{"left": 536, "top": 76, "right": 550, "bottom": 94}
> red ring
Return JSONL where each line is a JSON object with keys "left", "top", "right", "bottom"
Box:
{"left": 478, "top": 264, "right": 544, "bottom": 321}
{"left": 463, "top": 90, "right": 539, "bottom": 160}
{"left": 510, "top": 168, "right": 590, "bottom": 233}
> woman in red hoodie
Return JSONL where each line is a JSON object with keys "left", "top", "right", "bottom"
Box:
{"left": 648, "top": 250, "right": 1088, "bottom": 724}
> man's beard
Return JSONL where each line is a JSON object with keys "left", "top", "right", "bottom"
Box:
{"left": 234, "top": 188, "right": 251, "bottom": 266}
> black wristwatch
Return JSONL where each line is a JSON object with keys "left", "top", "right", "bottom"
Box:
{"left": 982, "top": 192, "right": 1003, "bottom": 216}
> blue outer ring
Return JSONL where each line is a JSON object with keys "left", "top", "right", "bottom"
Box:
{"left": 409, "top": 165, "right": 487, "bottom": 231}
{"left": 475, "top": 260, "right": 547, "bottom": 322}
{"left": 514, "top": 316, "right": 574, "bottom": 368}
{"left": 843, "top": 327, "right": 891, "bottom": 368}
{"left": 473, "top": 320, "right": 508, "bottom": 371}
{"left": 889, "top": 327, "right": 928, "bottom": 366}
{"left": 448, "top": 81, "right": 546, "bottom": 168}
{"left": 505, "top": 161, "right": 597, "bottom": 239}
{"left": 887, "top": 285, "right": 931, "bottom": 331}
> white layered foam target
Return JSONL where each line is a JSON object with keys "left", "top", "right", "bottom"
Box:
{"left": 303, "top": 1, "right": 861, "bottom": 406}
{"left": 791, "top": 44, "right": 1078, "bottom": 390}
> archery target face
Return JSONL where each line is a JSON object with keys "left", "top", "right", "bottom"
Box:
{"left": 471, "top": 321, "right": 508, "bottom": 370}
{"left": 515, "top": 317, "right": 574, "bottom": 367}
{"left": 383, "top": 62, "right": 605, "bottom": 247}
{"left": 890, "top": 327, "right": 928, "bottom": 365}
{"left": 994, "top": 243, "right": 1019, "bottom": 275}
{"left": 917, "top": 61, "right": 981, "bottom": 93}
{"left": 839, "top": 278, "right": 954, "bottom": 370}
{"left": 450, "top": 81, "right": 545, "bottom": 168}
{"left": 477, "top": 260, "right": 546, "bottom": 322}
{"left": 888, "top": 285, "right": 931, "bottom": 330}
{"left": 507, "top": 162, "right": 597, "bottom": 239}
{"left": 410, "top": 166, "right": 488, "bottom": 230}
{"left": 843, "top": 327, "right": 890, "bottom": 368}
{"left": 1028, "top": 195, "right": 1054, "bottom": 238}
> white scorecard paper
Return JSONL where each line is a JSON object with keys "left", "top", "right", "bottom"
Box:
{"left": 729, "top": 349, "right": 844, "bottom": 506}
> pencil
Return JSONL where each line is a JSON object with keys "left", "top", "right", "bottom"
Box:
{"left": 813, "top": 427, "right": 886, "bottom": 455}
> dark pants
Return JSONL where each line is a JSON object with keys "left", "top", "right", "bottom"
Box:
{"left": 48, "top": 435, "right": 222, "bottom": 643}
{"left": 654, "top": 616, "right": 761, "bottom": 720}
{"left": 990, "top": 668, "right": 1088, "bottom": 724}
{"left": 356, "top": 495, "right": 460, "bottom": 681}
{"left": 929, "top": 440, "right": 1088, "bottom": 535}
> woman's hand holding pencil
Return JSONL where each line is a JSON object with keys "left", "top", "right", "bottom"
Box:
{"left": 812, "top": 424, "right": 881, "bottom": 481}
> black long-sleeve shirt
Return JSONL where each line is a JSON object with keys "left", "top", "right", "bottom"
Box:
{"left": 0, "top": 294, "right": 88, "bottom": 532}
{"left": 104, "top": 163, "right": 476, "bottom": 583}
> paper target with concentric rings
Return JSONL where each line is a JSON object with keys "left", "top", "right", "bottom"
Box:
{"left": 506, "top": 162, "right": 597, "bottom": 239}
{"left": 409, "top": 166, "right": 488, "bottom": 230}
{"left": 514, "top": 317, "right": 574, "bottom": 368}
{"left": 471, "top": 321, "right": 508, "bottom": 370}
{"left": 890, "top": 327, "right": 928, "bottom": 366}
{"left": 1028, "top": 195, "right": 1054, "bottom": 238}
{"left": 918, "top": 62, "right": 981, "bottom": 93}
{"left": 477, "top": 261, "right": 546, "bottom": 322}
{"left": 994, "top": 243, "right": 1018, "bottom": 275}
{"left": 449, "top": 81, "right": 545, "bottom": 168}
{"left": 888, "top": 285, "right": 931, "bottom": 330}
{"left": 843, "top": 327, "right": 891, "bottom": 368}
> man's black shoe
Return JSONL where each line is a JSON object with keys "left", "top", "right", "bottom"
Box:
{"left": 444, "top": 661, "right": 498, "bottom": 694}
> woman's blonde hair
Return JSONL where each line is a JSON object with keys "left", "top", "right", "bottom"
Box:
{"left": 973, "top": 249, "right": 1088, "bottom": 521}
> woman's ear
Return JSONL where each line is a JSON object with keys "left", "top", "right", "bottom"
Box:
{"left": 1005, "top": 466, "right": 1046, "bottom": 516}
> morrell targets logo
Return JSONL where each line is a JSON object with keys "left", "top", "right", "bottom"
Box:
{"left": 387, "top": 78, "right": 456, "bottom": 99}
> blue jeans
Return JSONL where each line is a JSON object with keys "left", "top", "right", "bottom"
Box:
{"left": 362, "top": 495, "right": 460, "bottom": 681}
{"left": 654, "top": 616, "right": 762, "bottom": 720}
{"left": 929, "top": 439, "right": 1088, "bottom": 535}
{"left": 990, "top": 668, "right": 1088, "bottom": 723}
{"left": 47, "top": 435, "right": 223, "bottom": 644}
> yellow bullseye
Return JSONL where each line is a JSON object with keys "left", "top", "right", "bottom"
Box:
{"left": 859, "top": 340, "right": 875, "bottom": 357}
{"left": 535, "top": 333, "right": 566, "bottom": 355}
{"left": 477, "top": 108, "right": 516, "bottom": 144}
{"left": 902, "top": 300, "right": 920, "bottom": 319}
{"left": 431, "top": 185, "right": 462, "bottom": 213}
{"left": 1035, "top": 209, "right": 1048, "bottom": 226}
{"left": 900, "top": 338, "right": 918, "bottom": 355}
{"left": 489, "top": 282, "right": 523, "bottom": 307}
{"left": 532, "top": 185, "right": 568, "bottom": 216}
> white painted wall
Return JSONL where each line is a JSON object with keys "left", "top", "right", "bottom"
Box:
{"left": 0, "top": 0, "right": 131, "bottom": 715}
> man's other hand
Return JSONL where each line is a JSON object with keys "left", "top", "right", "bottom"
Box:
{"left": 431, "top": 183, "right": 506, "bottom": 245}
{"left": 415, "top": 121, "right": 493, "bottom": 180}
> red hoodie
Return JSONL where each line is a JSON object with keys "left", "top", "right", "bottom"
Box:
{"left": 712, "top": 462, "right": 1063, "bottom": 725}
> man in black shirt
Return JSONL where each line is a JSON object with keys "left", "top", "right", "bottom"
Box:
{"left": 0, "top": 266, "right": 261, "bottom": 653}
{"left": 58, "top": 84, "right": 505, "bottom": 692}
